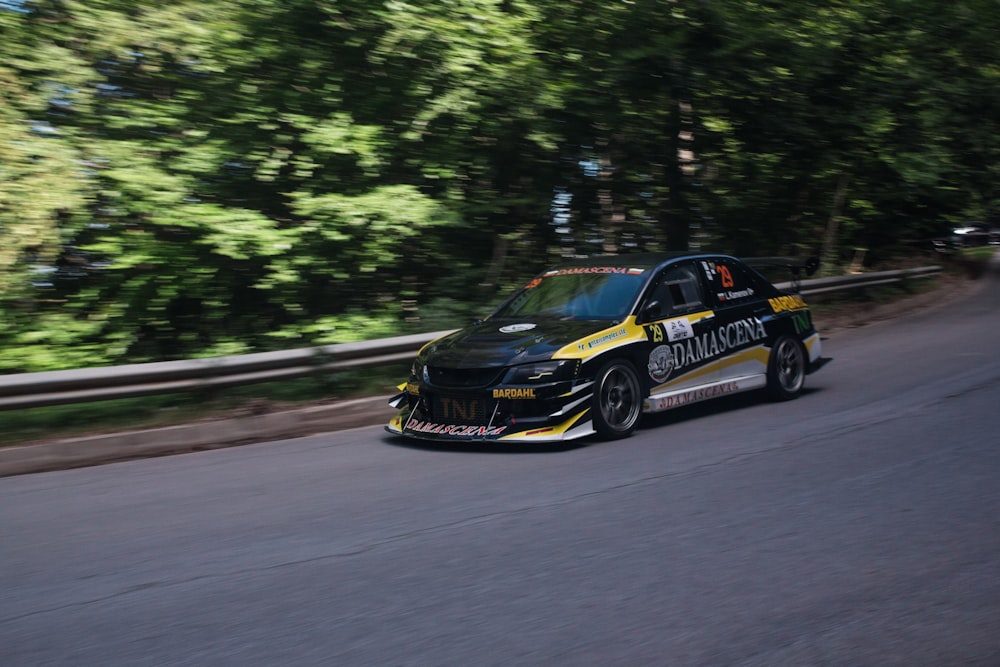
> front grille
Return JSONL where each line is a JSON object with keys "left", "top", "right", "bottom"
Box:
{"left": 429, "top": 392, "right": 500, "bottom": 426}
{"left": 426, "top": 366, "right": 505, "bottom": 388}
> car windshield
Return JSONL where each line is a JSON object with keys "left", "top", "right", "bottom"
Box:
{"left": 493, "top": 268, "right": 648, "bottom": 321}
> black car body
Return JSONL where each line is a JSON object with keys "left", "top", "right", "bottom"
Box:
{"left": 387, "top": 253, "right": 829, "bottom": 443}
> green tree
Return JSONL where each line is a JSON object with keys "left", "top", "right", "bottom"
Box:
{"left": 2, "top": 0, "right": 998, "bottom": 372}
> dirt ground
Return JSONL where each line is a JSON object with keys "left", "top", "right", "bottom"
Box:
{"left": 809, "top": 272, "right": 978, "bottom": 335}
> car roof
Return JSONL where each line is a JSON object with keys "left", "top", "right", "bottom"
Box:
{"left": 551, "top": 252, "right": 729, "bottom": 272}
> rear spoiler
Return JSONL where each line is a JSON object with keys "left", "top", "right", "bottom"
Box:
{"left": 742, "top": 255, "right": 820, "bottom": 279}
{"left": 742, "top": 255, "right": 820, "bottom": 293}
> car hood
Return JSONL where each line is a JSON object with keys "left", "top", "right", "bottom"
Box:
{"left": 424, "top": 318, "right": 616, "bottom": 368}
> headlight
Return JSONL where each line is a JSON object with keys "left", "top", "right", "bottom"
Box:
{"left": 504, "top": 359, "right": 579, "bottom": 384}
{"left": 410, "top": 358, "right": 429, "bottom": 384}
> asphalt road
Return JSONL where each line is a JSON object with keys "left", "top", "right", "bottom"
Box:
{"left": 3, "top": 257, "right": 999, "bottom": 666}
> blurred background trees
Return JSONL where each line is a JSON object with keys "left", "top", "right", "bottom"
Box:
{"left": 1, "top": 0, "right": 997, "bottom": 371}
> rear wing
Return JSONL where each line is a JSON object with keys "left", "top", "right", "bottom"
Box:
{"left": 742, "top": 255, "right": 820, "bottom": 292}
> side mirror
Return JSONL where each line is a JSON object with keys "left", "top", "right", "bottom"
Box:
{"left": 639, "top": 300, "right": 662, "bottom": 323}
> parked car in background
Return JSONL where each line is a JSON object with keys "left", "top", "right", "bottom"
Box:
{"left": 387, "top": 253, "right": 830, "bottom": 444}
{"left": 950, "top": 223, "right": 998, "bottom": 248}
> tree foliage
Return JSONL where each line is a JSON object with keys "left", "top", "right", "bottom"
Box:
{"left": 1, "top": 0, "right": 997, "bottom": 371}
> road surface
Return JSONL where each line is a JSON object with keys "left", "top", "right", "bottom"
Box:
{"left": 2, "top": 257, "right": 999, "bottom": 665}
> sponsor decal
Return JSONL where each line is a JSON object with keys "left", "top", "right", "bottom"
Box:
{"left": 650, "top": 317, "right": 767, "bottom": 383}
{"left": 671, "top": 317, "right": 766, "bottom": 367}
{"left": 437, "top": 397, "right": 485, "bottom": 421}
{"left": 647, "top": 319, "right": 695, "bottom": 343}
{"left": 524, "top": 277, "right": 543, "bottom": 289}
{"left": 648, "top": 345, "right": 674, "bottom": 383}
{"left": 584, "top": 327, "right": 627, "bottom": 349}
{"left": 768, "top": 294, "right": 808, "bottom": 313}
{"left": 499, "top": 323, "right": 537, "bottom": 333}
{"left": 650, "top": 381, "right": 741, "bottom": 410}
{"left": 405, "top": 382, "right": 420, "bottom": 395}
{"left": 664, "top": 318, "right": 694, "bottom": 341}
{"left": 791, "top": 312, "right": 810, "bottom": 334}
{"left": 493, "top": 387, "right": 537, "bottom": 399}
{"left": 717, "top": 287, "right": 754, "bottom": 302}
{"left": 406, "top": 420, "right": 508, "bottom": 437}
{"left": 544, "top": 267, "right": 645, "bottom": 276}
{"left": 701, "top": 261, "right": 717, "bottom": 282}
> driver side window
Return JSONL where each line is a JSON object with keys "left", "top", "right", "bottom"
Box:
{"left": 647, "top": 264, "right": 705, "bottom": 316}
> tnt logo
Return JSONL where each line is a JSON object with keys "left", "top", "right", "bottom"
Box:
{"left": 439, "top": 398, "right": 478, "bottom": 421}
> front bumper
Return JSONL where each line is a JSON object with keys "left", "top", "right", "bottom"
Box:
{"left": 385, "top": 380, "right": 597, "bottom": 443}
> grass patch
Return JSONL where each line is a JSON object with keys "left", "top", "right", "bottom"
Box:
{"left": 958, "top": 245, "right": 998, "bottom": 262}
{"left": 930, "top": 244, "right": 997, "bottom": 278}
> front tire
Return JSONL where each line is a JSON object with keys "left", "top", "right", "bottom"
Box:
{"left": 592, "top": 359, "right": 642, "bottom": 439}
{"left": 767, "top": 335, "right": 806, "bottom": 400}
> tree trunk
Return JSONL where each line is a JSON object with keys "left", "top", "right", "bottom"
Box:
{"left": 481, "top": 234, "right": 509, "bottom": 294}
{"left": 820, "top": 173, "right": 851, "bottom": 276}
{"left": 596, "top": 137, "right": 623, "bottom": 254}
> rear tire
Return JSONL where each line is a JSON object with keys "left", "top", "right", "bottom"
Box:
{"left": 767, "top": 335, "right": 806, "bottom": 400}
{"left": 592, "top": 359, "right": 642, "bottom": 439}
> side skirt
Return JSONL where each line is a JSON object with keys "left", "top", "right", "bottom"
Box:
{"left": 643, "top": 374, "right": 767, "bottom": 413}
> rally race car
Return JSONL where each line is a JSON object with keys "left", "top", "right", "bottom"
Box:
{"left": 386, "top": 252, "right": 829, "bottom": 443}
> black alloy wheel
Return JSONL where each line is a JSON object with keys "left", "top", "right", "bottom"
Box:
{"left": 767, "top": 335, "right": 806, "bottom": 400}
{"left": 592, "top": 359, "right": 642, "bottom": 439}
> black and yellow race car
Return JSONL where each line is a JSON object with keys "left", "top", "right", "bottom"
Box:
{"left": 387, "top": 252, "right": 829, "bottom": 443}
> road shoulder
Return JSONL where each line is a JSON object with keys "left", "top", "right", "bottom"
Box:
{"left": 0, "top": 272, "right": 984, "bottom": 477}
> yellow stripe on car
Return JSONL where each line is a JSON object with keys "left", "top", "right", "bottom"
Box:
{"left": 551, "top": 317, "right": 648, "bottom": 361}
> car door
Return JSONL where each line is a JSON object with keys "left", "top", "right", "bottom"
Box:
{"left": 698, "top": 257, "right": 771, "bottom": 385}
{"left": 638, "top": 261, "right": 720, "bottom": 397}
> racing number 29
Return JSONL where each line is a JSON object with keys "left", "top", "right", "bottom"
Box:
{"left": 719, "top": 265, "right": 734, "bottom": 288}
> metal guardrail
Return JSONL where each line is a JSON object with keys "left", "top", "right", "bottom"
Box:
{"left": 0, "top": 266, "right": 941, "bottom": 411}
{"left": 776, "top": 265, "right": 941, "bottom": 295}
